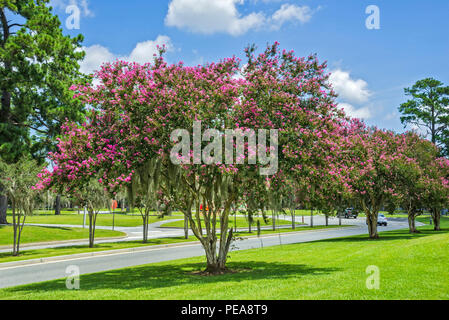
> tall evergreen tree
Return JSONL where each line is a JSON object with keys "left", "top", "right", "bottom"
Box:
{"left": 398, "top": 78, "right": 449, "bottom": 155}
{"left": 0, "top": 0, "right": 86, "bottom": 223}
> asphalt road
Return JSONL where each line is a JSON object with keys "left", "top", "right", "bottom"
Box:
{"left": 0, "top": 214, "right": 364, "bottom": 252}
{"left": 0, "top": 217, "right": 413, "bottom": 289}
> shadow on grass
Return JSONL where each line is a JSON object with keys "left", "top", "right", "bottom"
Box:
{"left": 6, "top": 260, "right": 339, "bottom": 293}
{"left": 30, "top": 225, "right": 74, "bottom": 231}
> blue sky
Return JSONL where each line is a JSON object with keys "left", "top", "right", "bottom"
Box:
{"left": 50, "top": 0, "right": 449, "bottom": 134}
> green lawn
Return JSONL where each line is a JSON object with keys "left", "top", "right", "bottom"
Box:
{"left": 2, "top": 218, "right": 448, "bottom": 300}
{"left": 5, "top": 212, "right": 181, "bottom": 227}
{"left": 0, "top": 225, "right": 125, "bottom": 246}
{"left": 160, "top": 216, "right": 302, "bottom": 229}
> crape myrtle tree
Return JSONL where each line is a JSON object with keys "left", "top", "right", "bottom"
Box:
{"left": 389, "top": 131, "right": 449, "bottom": 232}
{"left": 393, "top": 132, "right": 439, "bottom": 233}
{"left": 234, "top": 43, "right": 345, "bottom": 235}
{"left": 0, "top": 157, "right": 42, "bottom": 255}
{"left": 341, "top": 123, "right": 412, "bottom": 239}
{"left": 35, "top": 122, "right": 109, "bottom": 248}
{"left": 39, "top": 42, "right": 346, "bottom": 273}
{"left": 422, "top": 157, "right": 449, "bottom": 231}
{"left": 162, "top": 59, "right": 245, "bottom": 274}
{"left": 70, "top": 53, "right": 244, "bottom": 253}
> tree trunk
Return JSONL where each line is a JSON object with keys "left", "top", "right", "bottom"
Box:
{"left": 184, "top": 215, "right": 189, "bottom": 239}
{"left": 431, "top": 208, "right": 441, "bottom": 231}
{"left": 204, "top": 226, "right": 233, "bottom": 273}
{"left": 142, "top": 212, "right": 149, "bottom": 243}
{"left": 187, "top": 204, "right": 234, "bottom": 274}
{"left": 272, "top": 209, "right": 276, "bottom": 231}
{"left": 15, "top": 216, "right": 26, "bottom": 256}
{"left": 88, "top": 211, "right": 98, "bottom": 248}
{"left": 88, "top": 213, "right": 93, "bottom": 248}
{"left": 325, "top": 215, "right": 329, "bottom": 226}
{"left": 54, "top": 194, "right": 61, "bottom": 215}
{"left": 0, "top": 191, "right": 7, "bottom": 225}
{"left": 12, "top": 199, "right": 17, "bottom": 256}
{"left": 366, "top": 213, "right": 379, "bottom": 239}
{"left": 291, "top": 207, "right": 295, "bottom": 230}
{"left": 407, "top": 212, "right": 419, "bottom": 233}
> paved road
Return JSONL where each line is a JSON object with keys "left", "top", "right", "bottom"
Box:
{"left": 0, "top": 217, "right": 415, "bottom": 289}
{"left": 0, "top": 214, "right": 362, "bottom": 253}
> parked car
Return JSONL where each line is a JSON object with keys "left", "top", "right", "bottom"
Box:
{"left": 337, "top": 208, "right": 359, "bottom": 219}
{"left": 377, "top": 214, "right": 388, "bottom": 226}
{"left": 366, "top": 214, "right": 388, "bottom": 226}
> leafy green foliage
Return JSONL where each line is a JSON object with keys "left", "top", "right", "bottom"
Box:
{"left": 0, "top": 0, "right": 87, "bottom": 163}
{"left": 398, "top": 78, "right": 449, "bottom": 155}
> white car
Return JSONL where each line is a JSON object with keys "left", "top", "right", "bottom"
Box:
{"left": 366, "top": 214, "right": 388, "bottom": 226}
{"left": 377, "top": 214, "right": 388, "bottom": 226}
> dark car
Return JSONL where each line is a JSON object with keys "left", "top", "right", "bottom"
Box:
{"left": 337, "top": 208, "right": 359, "bottom": 219}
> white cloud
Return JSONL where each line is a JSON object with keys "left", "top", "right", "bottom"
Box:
{"left": 338, "top": 103, "right": 372, "bottom": 120}
{"left": 329, "top": 69, "right": 371, "bottom": 104}
{"left": 165, "top": 0, "right": 265, "bottom": 36}
{"left": 165, "top": 0, "right": 316, "bottom": 36}
{"left": 330, "top": 69, "right": 373, "bottom": 120}
{"left": 126, "top": 36, "right": 174, "bottom": 65}
{"left": 79, "top": 36, "right": 173, "bottom": 74}
{"left": 79, "top": 45, "right": 115, "bottom": 74}
{"left": 271, "top": 4, "right": 313, "bottom": 28}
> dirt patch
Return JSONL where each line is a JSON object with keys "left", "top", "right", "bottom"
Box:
{"left": 189, "top": 267, "right": 252, "bottom": 277}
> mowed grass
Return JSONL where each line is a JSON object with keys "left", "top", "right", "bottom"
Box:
{"left": 2, "top": 218, "right": 448, "bottom": 300}
{"left": 5, "top": 212, "right": 181, "bottom": 227}
{"left": 160, "top": 216, "right": 302, "bottom": 229}
{"left": 0, "top": 225, "right": 125, "bottom": 246}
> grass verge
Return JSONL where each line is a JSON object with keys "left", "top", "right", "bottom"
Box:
{"left": 0, "top": 225, "right": 125, "bottom": 246}
{"left": 4, "top": 212, "right": 181, "bottom": 227}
